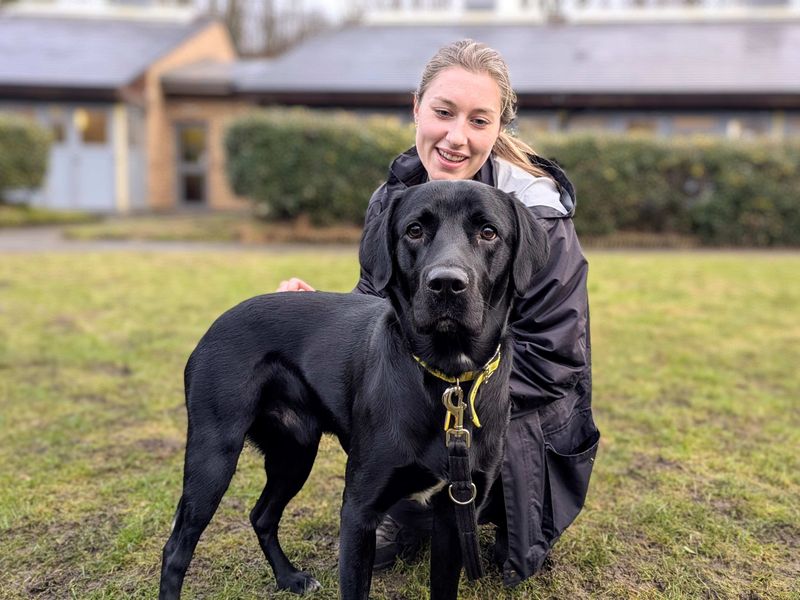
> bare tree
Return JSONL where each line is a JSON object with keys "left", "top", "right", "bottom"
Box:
{"left": 540, "top": 0, "right": 570, "bottom": 22}
{"left": 224, "top": 0, "right": 244, "bottom": 52}
{"left": 257, "top": 0, "right": 331, "bottom": 57}
{"left": 207, "top": 0, "right": 337, "bottom": 57}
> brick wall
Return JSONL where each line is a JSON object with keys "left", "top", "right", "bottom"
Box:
{"left": 144, "top": 21, "right": 248, "bottom": 211}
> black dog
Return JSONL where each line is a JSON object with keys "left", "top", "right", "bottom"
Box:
{"left": 159, "top": 180, "right": 549, "bottom": 600}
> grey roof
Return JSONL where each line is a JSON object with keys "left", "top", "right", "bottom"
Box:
{"left": 163, "top": 20, "right": 800, "bottom": 100}
{"left": 0, "top": 14, "right": 212, "bottom": 90}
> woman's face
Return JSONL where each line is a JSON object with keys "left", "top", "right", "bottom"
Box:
{"left": 413, "top": 66, "right": 503, "bottom": 181}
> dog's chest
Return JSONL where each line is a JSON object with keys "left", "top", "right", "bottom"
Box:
{"left": 409, "top": 479, "right": 446, "bottom": 505}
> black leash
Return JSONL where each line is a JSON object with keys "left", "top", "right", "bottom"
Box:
{"left": 447, "top": 433, "right": 485, "bottom": 580}
{"left": 413, "top": 352, "right": 502, "bottom": 581}
{"left": 442, "top": 386, "right": 485, "bottom": 580}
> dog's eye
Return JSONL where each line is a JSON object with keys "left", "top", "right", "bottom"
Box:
{"left": 480, "top": 226, "right": 497, "bottom": 241}
{"left": 406, "top": 223, "right": 423, "bottom": 239}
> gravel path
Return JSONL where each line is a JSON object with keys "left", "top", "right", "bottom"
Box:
{"left": 0, "top": 226, "right": 358, "bottom": 254}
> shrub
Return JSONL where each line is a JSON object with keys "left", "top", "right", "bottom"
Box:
{"left": 530, "top": 132, "right": 800, "bottom": 246}
{"left": 225, "top": 109, "right": 800, "bottom": 246}
{"left": 225, "top": 108, "right": 413, "bottom": 225}
{"left": 683, "top": 143, "right": 800, "bottom": 246}
{"left": 0, "top": 114, "right": 51, "bottom": 202}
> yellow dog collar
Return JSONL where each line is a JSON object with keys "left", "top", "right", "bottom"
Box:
{"left": 412, "top": 345, "right": 502, "bottom": 429}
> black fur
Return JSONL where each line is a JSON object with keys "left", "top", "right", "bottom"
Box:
{"left": 159, "top": 180, "right": 549, "bottom": 600}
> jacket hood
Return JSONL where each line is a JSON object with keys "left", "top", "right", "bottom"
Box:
{"left": 386, "top": 147, "right": 576, "bottom": 219}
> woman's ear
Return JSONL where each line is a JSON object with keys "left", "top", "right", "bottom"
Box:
{"left": 412, "top": 94, "right": 420, "bottom": 125}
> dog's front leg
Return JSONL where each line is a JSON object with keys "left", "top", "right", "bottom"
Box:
{"left": 430, "top": 494, "right": 463, "bottom": 600}
{"left": 338, "top": 494, "right": 378, "bottom": 600}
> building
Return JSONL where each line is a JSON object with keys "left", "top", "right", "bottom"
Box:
{"left": 0, "top": 9, "right": 248, "bottom": 213}
{"left": 365, "top": 0, "right": 800, "bottom": 24}
{"left": 2, "top": 1, "right": 799, "bottom": 213}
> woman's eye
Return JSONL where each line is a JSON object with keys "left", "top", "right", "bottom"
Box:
{"left": 480, "top": 225, "right": 497, "bottom": 241}
{"left": 473, "top": 118, "right": 490, "bottom": 127}
{"left": 406, "top": 223, "right": 423, "bottom": 239}
{"left": 434, "top": 109, "right": 451, "bottom": 118}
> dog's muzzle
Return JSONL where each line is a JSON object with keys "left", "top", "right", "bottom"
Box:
{"left": 425, "top": 266, "right": 469, "bottom": 296}
{"left": 415, "top": 264, "right": 481, "bottom": 335}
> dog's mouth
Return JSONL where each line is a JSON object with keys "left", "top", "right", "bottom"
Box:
{"left": 411, "top": 284, "right": 483, "bottom": 337}
{"left": 414, "top": 308, "right": 482, "bottom": 338}
{"left": 433, "top": 317, "right": 459, "bottom": 333}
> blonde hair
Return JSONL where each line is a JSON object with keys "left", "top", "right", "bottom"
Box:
{"left": 415, "top": 39, "right": 550, "bottom": 180}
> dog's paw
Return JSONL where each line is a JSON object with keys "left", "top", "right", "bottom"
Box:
{"left": 276, "top": 571, "right": 321, "bottom": 595}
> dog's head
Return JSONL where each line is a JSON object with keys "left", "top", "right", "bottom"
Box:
{"left": 360, "top": 180, "right": 550, "bottom": 373}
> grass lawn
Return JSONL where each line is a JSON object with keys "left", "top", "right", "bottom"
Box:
{"left": 0, "top": 203, "right": 98, "bottom": 228}
{"left": 63, "top": 213, "right": 364, "bottom": 245}
{"left": 0, "top": 250, "right": 798, "bottom": 599}
{"left": 61, "top": 212, "right": 694, "bottom": 248}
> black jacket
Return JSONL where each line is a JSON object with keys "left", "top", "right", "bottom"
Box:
{"left": 355, "top": 147, "right": 599, "bottom": 585}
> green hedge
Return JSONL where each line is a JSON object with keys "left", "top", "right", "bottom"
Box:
{"left": 225, "top": 108, "right": 412, "bottom": 225}
{"left": 0, "top": 114, "right": 51, "bottom": 201}
{"left": 225, "top": 109, "right": 800, "bottom": 246}
{"left": 532, "top": 133, "right": 800, "bottom": 246}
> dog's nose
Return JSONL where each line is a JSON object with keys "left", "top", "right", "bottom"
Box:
{"left": 426, "top": 266, "right": 469, "bottom": 295}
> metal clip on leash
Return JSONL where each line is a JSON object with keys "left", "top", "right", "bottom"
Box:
{"left": 442, "top": 384, "right": 471, "bottom": 449}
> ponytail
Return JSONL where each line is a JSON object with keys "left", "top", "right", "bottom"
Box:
{"left": 493, "top": 131, "right": 550, "bottom": 180}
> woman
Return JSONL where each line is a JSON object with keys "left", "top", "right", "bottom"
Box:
{"left": 279, "top": 40, "right": 599, "bottom": 587}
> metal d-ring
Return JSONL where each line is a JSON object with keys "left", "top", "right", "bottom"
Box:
{"left": 448, "top": 482, "right": 477, "bottom": 506}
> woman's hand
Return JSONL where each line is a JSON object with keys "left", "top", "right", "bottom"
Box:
{"left": 276, "top": 278, "right": 315, "bottom": 292}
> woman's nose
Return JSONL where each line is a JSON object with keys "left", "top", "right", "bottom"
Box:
{"left": 445, "top": 119, "right": 467, "bottom": 147}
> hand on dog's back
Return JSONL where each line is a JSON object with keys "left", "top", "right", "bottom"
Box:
{"left": 276, "top": 278, "right": 315, "bottom": 292}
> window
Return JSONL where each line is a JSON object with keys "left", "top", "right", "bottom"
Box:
{"left": 672, "top": 115, "right": 721, "bottom": 137}
{"left": 182, "top": 174, "right": 205, "bottom": 204}
{"left": 465, "top": 0, "right": 495, "bottom": 8}
{"left": 179, "top": 126, "right": 207, "bottom": 164}
{"left": 726, "top": 116, "right": 771, "bottom": 139}
{"left": 786, "top": 115, "right": 800, "bottom": 137}
{"left": 626, "top": 118, "right": 659, "bottom": 135}
{"left": 518, "top": 116, "right": 555, "bottom": 135}
{"left": 47, "top": 107, "right": 67, "bottom": 143}
{"left": 51, "top": 122, "right": 66, "bottom": 143}
{"left": 176, "top": 123, "right": 208, "bottom": 205}
{"left": 567, "top": 114, "right": 614, "bottom": 133}
{"left": 74, "top": 108, "right": 108, "bottom": 144}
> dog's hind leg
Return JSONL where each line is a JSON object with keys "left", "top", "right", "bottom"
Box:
{"left": 249, "top": 423, "right": 322, "bottom": 594}
{"left": 159, "top": 420, "right": 247, "bottom": 600}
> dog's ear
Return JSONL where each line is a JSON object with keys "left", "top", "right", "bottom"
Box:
{"left": 509, "top": 192, "right": 550, "bottom": 295}
{"left": 358, "top": 192, "right": 400, "bottom": 293}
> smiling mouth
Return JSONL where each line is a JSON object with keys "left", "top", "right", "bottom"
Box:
{"left": 437, "top": 148, "right": 468, "bottom": 164}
